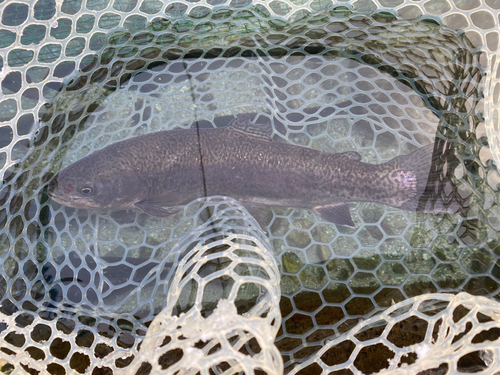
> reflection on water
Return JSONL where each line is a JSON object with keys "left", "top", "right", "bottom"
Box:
{"left": 0, "top": 3, "right": 499, "bottom": 374}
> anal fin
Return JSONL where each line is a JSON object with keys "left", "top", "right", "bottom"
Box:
{"left": 314, "top": 203, "right": 355, "bottom": 227}
{"left": 243, "top": 203, "right": 274, "bottom": 232}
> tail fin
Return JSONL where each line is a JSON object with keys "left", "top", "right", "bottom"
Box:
{"left": 393, "top": 141, "right": 470, "bottom": 214}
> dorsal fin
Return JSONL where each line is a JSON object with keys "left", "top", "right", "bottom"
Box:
{"left": 228, "top": 115, "right": 273, "bottom": 141}
{"left": 335, "top": 150, "right": 362, "bottom": 161}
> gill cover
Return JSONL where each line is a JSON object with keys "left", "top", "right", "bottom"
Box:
{"left": 49, "top": 145, "right": 148, "bottom": 210}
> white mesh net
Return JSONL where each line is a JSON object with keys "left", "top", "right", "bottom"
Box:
{"left": 127, "top": 199, "right": 281, "bottom": 375}
{"left": 290, "top": 292, "right": 500, "bottom": 375}
{"left": 0, "top": 197, "right": 282, "bottom": 374}
{"left": 1, "top": 0, "right": 500, "bottom": 374}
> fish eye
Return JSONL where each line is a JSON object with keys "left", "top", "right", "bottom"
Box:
{"left": 80, "top": 186, "right": 94, "bottom": 195}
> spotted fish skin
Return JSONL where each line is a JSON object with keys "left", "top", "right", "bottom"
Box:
{"left": 48, "top": 116, "right": 465, "bottom": 227}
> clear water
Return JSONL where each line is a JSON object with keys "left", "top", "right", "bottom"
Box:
{"left": 1, "top": 0, "right": 499, "bottom": 373}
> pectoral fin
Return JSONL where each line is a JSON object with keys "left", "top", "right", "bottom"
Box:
{"left": 314, "top": 203, "right": 355, "bottom": 227}
{"left": 134, "top": 199, "right": 180, "bottom": 217}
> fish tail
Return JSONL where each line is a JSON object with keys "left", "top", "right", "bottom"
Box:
{"left": 391, "top": 141, "right": 470, "bottom": 214}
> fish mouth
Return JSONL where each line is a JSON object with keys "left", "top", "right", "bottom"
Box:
{"left": 47, "top": 181, "right": 68, "bottom": 205}
{"left": 47, "top": 184, "right": 100, "bottom": 209}
{"left": 47, "top": 178, "right": 82, "bottom": 207}
{"left": 48, "top": 192, "right": 95, "bottom": 209}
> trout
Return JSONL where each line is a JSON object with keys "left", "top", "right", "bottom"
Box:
{"left": 48, "top": 116, "right": 466, "bottom": 227}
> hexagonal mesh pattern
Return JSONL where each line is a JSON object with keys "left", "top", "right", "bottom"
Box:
{"left": 0, "top": 197, "right": 282, "bottom": 374}
{"left": 1, "top": 0, "right": 500, "bottom": 374}
{"left": 127, "top": 200, "right": 282, "bottom": 374}
{"left": 290, "top": 292, "right": 500, "bottom": 374}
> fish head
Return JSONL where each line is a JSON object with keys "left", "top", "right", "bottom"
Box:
{"left": 48, "top": 150, "right": 148, "bottom": 211}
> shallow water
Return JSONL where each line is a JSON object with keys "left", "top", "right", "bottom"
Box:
{"left": 1, "top": 1, "right": 500, "bottom": 373}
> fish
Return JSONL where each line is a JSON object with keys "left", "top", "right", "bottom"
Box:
{"left": 47, "top": 115, "right": 468, "bottom": 227}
